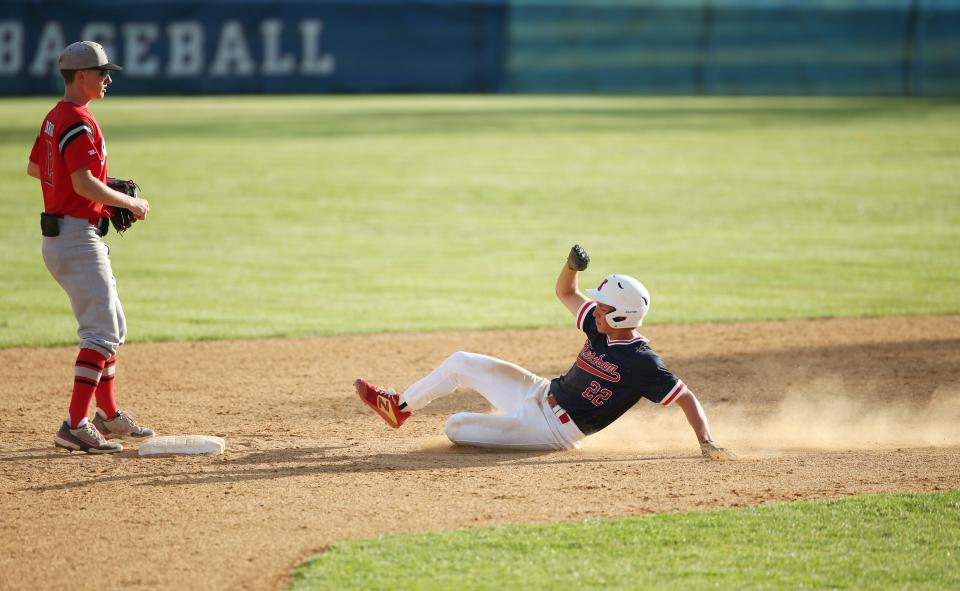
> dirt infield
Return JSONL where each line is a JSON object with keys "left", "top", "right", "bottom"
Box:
{"left": 2, "top": 316, "right": 959, "bottom": 591}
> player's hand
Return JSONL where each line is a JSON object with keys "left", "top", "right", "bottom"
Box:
{"left": 128, "top": 197, "right": 149, "bottom": 220}
{"left": 700, "top": 440, "right": 736, "bottom": 461}
{"left": 567, "top": 244, "right": 590, "bottom": 271}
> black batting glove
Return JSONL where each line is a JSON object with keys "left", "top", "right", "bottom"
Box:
{"left": 567, "top": 244, "right": 590, "bottom": 271}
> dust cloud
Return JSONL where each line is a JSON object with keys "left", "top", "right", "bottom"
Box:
{"left": 586, "top": 380, "right": 960, "bottom": 455}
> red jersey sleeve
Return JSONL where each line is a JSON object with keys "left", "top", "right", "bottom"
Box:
{"left": 60, "top": 120, "right": 102, "bottom": 175}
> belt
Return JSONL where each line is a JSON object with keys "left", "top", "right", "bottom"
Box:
{"left": 47, "top": 213, "right": 103, "bottom": 225}
{"left": 47, "top": 213, "right": 110, "bottom": 237}
{"left": 547, "top": 394, "right": 571, "bottom": 425}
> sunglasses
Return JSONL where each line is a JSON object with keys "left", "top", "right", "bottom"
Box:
{"left": 84, "top": 69, "right": 111, "bottom": 80}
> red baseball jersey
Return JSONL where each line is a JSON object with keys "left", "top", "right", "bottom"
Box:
{"left": 29, "top": 101, "right": 108, "bottom": 220}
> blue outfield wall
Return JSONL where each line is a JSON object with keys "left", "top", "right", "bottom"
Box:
{"left": 0, "top": 0, "right": 509, "bottom": 95}
{"left": 0, "top": 0, "right": 958, "bottom": 95}
{"left": 507, "top": 0, "right": 960, "bottom": 95}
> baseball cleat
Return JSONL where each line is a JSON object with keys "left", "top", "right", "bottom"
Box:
{"left": 355, "top": 378, "right": 410, "bottom": 429}
{"left": 54, "top": 421, "right": 123, "bottom": 453}
{"left": 93, "top": 408, "right": 155, "bottom": 439}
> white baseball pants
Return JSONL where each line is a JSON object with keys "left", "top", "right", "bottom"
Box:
{"left": 400, "top": 352, "right": 585, "bottom": 450}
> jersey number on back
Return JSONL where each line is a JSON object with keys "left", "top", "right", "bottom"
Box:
{"left": 44, "top": 140, "right": 55, "bottom": 186}
{"left": 581, "top": 380, "right": 613, "bottom": 407}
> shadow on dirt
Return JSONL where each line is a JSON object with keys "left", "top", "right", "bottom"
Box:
{"left": 23, "top": 444, "right": 686, "bottom": 492}
{"left": 0, "top": 448, "right": 82, "bottom": 462}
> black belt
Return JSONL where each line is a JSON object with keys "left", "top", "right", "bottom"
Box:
{"left": 41, "top": 213, "right": 109, "bottom": 237}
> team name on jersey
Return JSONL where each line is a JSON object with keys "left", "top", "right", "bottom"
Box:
{"left": 576, "top": 341, "right": 621, "bottom": 382}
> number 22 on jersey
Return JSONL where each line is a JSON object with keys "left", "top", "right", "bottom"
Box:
{"left": 581, "top": 380, "right": 613, "bottom": 407}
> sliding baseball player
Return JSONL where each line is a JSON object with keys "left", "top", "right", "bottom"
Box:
{"left": 356, "top": 245, "right": 734, "bottom": 459}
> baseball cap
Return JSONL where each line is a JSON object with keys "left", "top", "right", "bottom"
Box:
{"left": 59, "top": 41, "right": 123, "bottom": 71}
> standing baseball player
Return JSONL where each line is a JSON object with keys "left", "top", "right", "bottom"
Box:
{"left": 27, "top": 41, "right": 154, "bottom": 453}
{"left": 356, "top": 245, "right": 734, "bottom": 459}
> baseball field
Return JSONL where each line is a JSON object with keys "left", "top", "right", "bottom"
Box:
{"left": 1, "top": 96, "right": 958, "bottom": 590}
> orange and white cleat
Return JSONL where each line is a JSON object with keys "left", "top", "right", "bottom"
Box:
{"left": 355, "top": 378, "right": 411, "bottom": 429}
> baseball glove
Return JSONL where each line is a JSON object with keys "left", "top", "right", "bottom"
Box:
{"left": 106, "top": 177, "right": 140, "bottom": 234}
{"left": 567, "top": 244, "right": 590, "bottom": 271}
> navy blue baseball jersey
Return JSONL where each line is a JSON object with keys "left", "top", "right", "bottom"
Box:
{"left": 549, "top": 301, "right": 687, "bottom": 435}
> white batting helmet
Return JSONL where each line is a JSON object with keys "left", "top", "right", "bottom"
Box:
{"left": 586, "top": 274, "right": 651, "bottom": 328}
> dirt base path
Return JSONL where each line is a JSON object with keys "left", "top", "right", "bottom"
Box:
{"left": 2, "top": 316, "right": 959, "bottom": 591}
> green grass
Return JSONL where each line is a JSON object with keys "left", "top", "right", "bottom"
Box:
{"left": 292, "top": 491, "right": 960, "bottom": 591}
{"left": 2, "top": 96, "right": 958, "bottom": 347}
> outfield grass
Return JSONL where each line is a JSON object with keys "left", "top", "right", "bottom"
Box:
{"left": 292, "top": 491, "right": 960, "bottom": 591}
{"left": 2, "top": 96, "right": 958, "bottom": 347}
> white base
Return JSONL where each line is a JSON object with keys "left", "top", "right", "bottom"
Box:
{"left": 138, "top": 435, "right": 225, "bottom": 456}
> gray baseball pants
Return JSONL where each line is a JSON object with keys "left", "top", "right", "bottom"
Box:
{"left": 41, "top": 215, "right": 125, "bottom": 358}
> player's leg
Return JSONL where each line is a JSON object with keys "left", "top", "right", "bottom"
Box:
{"left": 46, "top": 220, "right": 123, "bottom": 358}
{"left": 444, "top": 396, "right": 568, "bottom": 450}
{"left": 92, "top": 268, "right": 121, "bottom": 419}
{"left": 43, "top": 221, "right": 125, "bottom": 452}
{"left": 94, "top": 353, "right": 154, "bottom": 439}
{"left": 400, "top": 352, "right": 546, "bottom": 413}
{"left": 42, "top": 222, "right": 112, "bottom": 424}
{"left": 95, "top": 355, "right": 118, "bottom": 417}
{"left": 90, "top": 254, "right": 153, "bottom": 438}
{"left": 356, "top": 353, "right": 549, "bottom": 429}
{"left": 75, "top": 237, "right": 124, "bottom": 357}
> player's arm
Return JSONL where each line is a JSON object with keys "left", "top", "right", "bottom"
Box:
{"left": 674, "top": 389, "right": 735, "bottom": 460}
{"left": 674, "top": 389, "right": 713, "bottom": 443}
{"left": 28, "top": 135, "right": 41, "bottom": 179}
{"left": 70, "top": 167, "right": 150, "bottom": 219}
{"left": 556, "top": 244, "right": 590, "bottom": 316}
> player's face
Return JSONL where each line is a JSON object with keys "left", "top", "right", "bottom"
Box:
{"left": 79, "top": 69, "right": 112, "bottom": 100}
{"left": 593, "top": 303, "right": 616, "bottom": 333}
